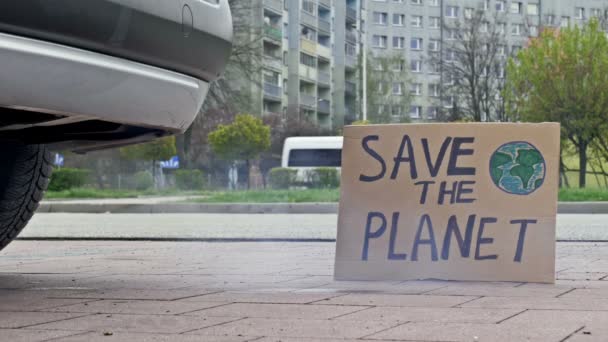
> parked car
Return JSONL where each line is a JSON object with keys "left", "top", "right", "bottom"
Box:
{"left": 0, "top": 0, "right": 233, "bottom": 251}
{"left": 281, "top": 136, "right": 343, "bottom": 182}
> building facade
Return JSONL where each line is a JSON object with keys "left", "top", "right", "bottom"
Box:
{"left": 244, "top": 0, "right": 362, "bottom": 130}
{"left": 365, "top": 0, "right": 608, "bottom": 122}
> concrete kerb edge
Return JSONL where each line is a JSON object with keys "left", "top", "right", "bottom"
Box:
{"left": 37, "top": 202, "right": 603, "bottom": 214}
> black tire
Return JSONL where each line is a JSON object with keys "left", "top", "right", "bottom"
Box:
{"left": 0, "top": 143, "right": 52, "bottom": 251}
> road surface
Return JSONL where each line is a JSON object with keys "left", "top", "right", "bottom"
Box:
{"left": 19, "top": 213, "right": 608, "bottom": 241}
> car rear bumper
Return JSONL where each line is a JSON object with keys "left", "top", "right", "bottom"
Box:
{"left": 0, "top": 32, "right": 207, "bottom": 136}
{"left": 0, "top": 0, "right": 232, "bottom": 82}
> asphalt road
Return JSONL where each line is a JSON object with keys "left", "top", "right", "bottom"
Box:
{"left": 18, "top": 213, "right": 608, "bottom": 241}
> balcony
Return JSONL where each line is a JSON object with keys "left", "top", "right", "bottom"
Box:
{"left": 317, "top": 71, "right": 331, "bottom": 86}
{"left": 318, "top": 18, "right": 331, "bottom": 33}
{"left": 299, "top": 64, "right": 318, "bottom": 81}
{"left": 300, "top": 38, "right": 317, "bottom": 55}
{"left": 263, "top": 0, "right": 283, "bottom": 14}
{"left": 346, "top": 30, "right": 357, "bottom": 44}
{"left": 264, "top": 24, "right": 282, "bottom": 42}
{"left": 300, "top": 93, "right": 317, "bottom": 109}
{"left": 345, "top": 54, "right": 357, "bottom": 69}
{"left": 317, "top": 43, "right": 331, "bottom": 59}
{"left": 346, "top": 6, "right": 357, "bottom": 22}
{"left": 264, "top": 55, "right": 283, "bottom": 71}
{"left": 345, "top": 81, "right": 357, "bottom": 94}
{"left": 264, "top": 83, "right": 282, "bottom": 101}
{"left": 318, "top": 99, "right": 331, "bottom": 114}
{"left": 318, "top": 0, "right": 331, "bottom": 9}
{"left": 301, "top": 10, "right": 317, "bottom": 28}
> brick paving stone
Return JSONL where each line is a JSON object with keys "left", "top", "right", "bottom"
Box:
{"left": 557, "top": 272, "right": 608, "bottom": 281}
{"left": 558, "top": 288, "right": 608, "bottom": 299}
{"left": 185, "top": 318, "right": 398, "bottom": 339}
{"left": 0, "top": 296, "right": 95, "bottom": 312}
{"left": 460, "top": 296, "right": 608, "bottom": 311}
{"left": 0, "top": 312, "right": 88, "bottom": 329}
{"left": 45, "top": 299, "right": 229, "bottom": 315}
{"left": 0, "top": 329, "right": 82, "bottom": 342}
{"left": 180, "top": 291, "right": 341, "bottom": 304}
{"left": 254, "top": 338, "right": 419, "bottom": 342}
{"left": 366, "top": 321, "right": 581, "bottom": 342}
{"left": 27, "top": 313, "right": 239, "bottom": 334}
{"left": 426, "top": 285, "right": 569, "bottom": 298}
{"left": 333, "top": 306, "right": 523, "bottom": 324}
{"left": 319, "top": 294, "right": 478, "bottom": 307}
{"left": 51, "top": 331, "right": 253, "bottom": 342}
{"left": 184, "top": 303, "right": 367, "bottom": 319}
{"left": 49, "top": 288, "right": 219, "bottom": 301}
{"left": 502, "top": 309, "right": 608, "bottom": 334}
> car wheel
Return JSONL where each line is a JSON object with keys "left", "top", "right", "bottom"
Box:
{"left": 0, "top": 143, "right": 52, "bottom": 251}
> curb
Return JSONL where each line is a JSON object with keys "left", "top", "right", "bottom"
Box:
{"left": 37, "top": 202, "right": 607, "bottom": 214}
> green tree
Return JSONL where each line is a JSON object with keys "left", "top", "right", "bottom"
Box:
{"left": 208, "top": 114, "right": 271, "bottom": 188}
{"left": 120, "top": 136, "right": 176, "bottom": 187}
{"left": 366, "top": 51, "right": 412, "bottom": 123}
{"left": 504, "top": 19, "right": 608, "bottom": 188}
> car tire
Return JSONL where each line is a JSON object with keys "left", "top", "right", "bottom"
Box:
{"left": 0, "top": 143, "right": 52, "bottom": 251}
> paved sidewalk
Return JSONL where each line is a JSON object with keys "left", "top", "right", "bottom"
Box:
{"left": 1, "top": 241, "right": 607, "bottom": 341}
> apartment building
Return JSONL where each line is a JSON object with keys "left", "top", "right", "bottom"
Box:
{"left": 366, "top": 0, "right": 608, "bottom": 122}
{"left": 242, "top": 0, "right": 362, "bottom": 130}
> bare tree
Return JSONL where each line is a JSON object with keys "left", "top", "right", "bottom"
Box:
{"left": 365, "top": 51, "right": 412, "bottom": 123}
{"left": 177, "top": 0, "right": 266, "bottom": 168}
{"left": 430, "top": 9, "right": 507, "bottom": 122}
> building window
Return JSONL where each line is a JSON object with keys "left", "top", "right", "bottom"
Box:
{"left": 496, "top": 1, "right": 505, "bottom": 12}
{"left": 497, "top": 22, "right": 506, "bottom": 34}
{"left": 464, "top": 8, "right": 474, "bottom": 20}
{"left": 429, "top": 0, "right": 439, "bottom": 6}
{"left": 429, "top": 84, "right": 440, "bottom": 97}
{"left": 392, "top": 106, "right": 404, "bottom": 117}
{"left": 428, "top": 107, "right": 439, "bottom": 119}
{"left": 576, "top": 7, "right": 585, "bottom": 20}
{"left": 411, "top": 83, "right": 422, "bottom": 96}
{"left": 511, "top": 24, "right": 523, "bottom": 36}
{"left": 302, "top": 0, "right": 317, "bottom": 15}
{"left": 445, "top": 49, "right": 456, "bottom": 62}
{"left": 411, "top": 15, "right": 423, "bottom": 28}
{"left": 446, "top": 29, "right": 457, "bottom": 40}
{"left": 393, "top": 36, "right": 405, "bottom": 49}
{"left": 393, "top": 59, "right": 406, "bottom": 72}
{"left": 410, "top": 106, "right": 422, "bottom": 118}
{"left": 411, "top": 0, "right": 422, "bottom": 5}
{"left": 511, "top": 45, "right": 522, "bottom": 55}
{"left": 497, "top": 45, "right": 507, "bottom": 57}
{"left": 410, "top": 38, "right": 423, "bottom": 50}
{"left": 372, "top": 35, "right": 388, "bottom": 48}
{"left": 527, "top": 3, "right": 539, "bottom": 15}
{"left": 546, "top": 14, "right": 555, "bottom": 25}
{"left": 428, "top": 39, "right": 440, "bottom": 51}
{"left": 299, "top": 53, "right": 317, "bottom": 68}
{"left": 373, "top": 12, "right": 388, "bottom": 25}
{"left": 393, "top": 13, "right": 405, "bottom": 26}
{"left": 430, "top": 17, "right": 440, "bottom": 29}
{"left": 392, "top": 82, "right": 403, "bottom": 95}
{"left": 591, "top": 9, "right": 601, "bottom": 18}
{"left": 529, "top": 25, "right": 538, "bottom": 37}
{"left": 510, "top": 2, "right": 522, "bottom": 14}
{"left": 561, "top": 16, "right": 570, "bottom": 27}
{"left": 446, "top": 6, "right": 459, "bottom": 18}
{"left": 410, "top": 60, "right": 422, "bottom": 73}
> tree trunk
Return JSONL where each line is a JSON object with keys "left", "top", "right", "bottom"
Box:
{"left": 248, "top": 159, "right": 264, "bottom": 190}
{"left": 152, "top": 160, "right": 157, "bottom": 189}
{"left": 579, "top": 141, "right": 588, "bottom": 188}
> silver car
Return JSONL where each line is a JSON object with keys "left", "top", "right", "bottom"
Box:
{"left": 0, "top": 0, "right": 233, "bottom": 250}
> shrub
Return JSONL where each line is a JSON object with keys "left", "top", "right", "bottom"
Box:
{"left": 268, "top": 168, "right": 297, "bottom": 189}
{"left": 307, "top": 167, "right": 340, "bottom": 189}
{"left": 134, "top": 171, "right": 154, "bottom": 190}
{"left": 175, "top": 169, "right": 205, "bottom": 190}
{"left": 48, "top": 168, "right": 90, "bottom": 191}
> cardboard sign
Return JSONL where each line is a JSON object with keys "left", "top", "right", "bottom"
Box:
{"left": 335, "top": 123, "right": 560, "bottom": 283}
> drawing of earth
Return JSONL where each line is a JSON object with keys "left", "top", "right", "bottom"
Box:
{"left": 490, "top": 141, "right": 546, "bottom": 195}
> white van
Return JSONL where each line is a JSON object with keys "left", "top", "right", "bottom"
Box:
{"left": 281, "top": 136, "right": 344, "bottom": 181}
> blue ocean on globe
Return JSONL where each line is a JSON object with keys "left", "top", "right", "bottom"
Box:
{"left": 490, "top": 142, "right": 546, "bottom": 195}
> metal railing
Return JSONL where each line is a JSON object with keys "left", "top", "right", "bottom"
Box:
{"left": 317, "top": 71, "right": 331, "bottom": 85}
{"left": 346, "top": 30, "right": 357, "bottom": 44}
{"left": 263, "top": 55, "right": 283, "bottom": 70}
{"left": 346, "top": 6, "right": 357, "bottom": 21}
{"left": 318, "top": 18, "right": 331, "bottom": 33}
{"left": 345, "top": 81, "right": 356, "bottom": 94}
{"left": 300, "top": 93, "right": 317, "bottom": 108}
{"left": 264, "top": 24, "right": 282, "bottom": 41}
{"left": 318, "top": 99, "right": 331, "bottom": 113}
{"left": 263, "top": 0, "right": 283, "bottom": 13}
{"left": 264, "top": 82, "right": 282, "bottom": 100}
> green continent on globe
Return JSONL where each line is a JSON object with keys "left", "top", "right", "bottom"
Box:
{"left": 510, "top": 149, "right": 544, "bottom": 190}
{"left": 490, "top": 151, "right": 512, "bottom": 185}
